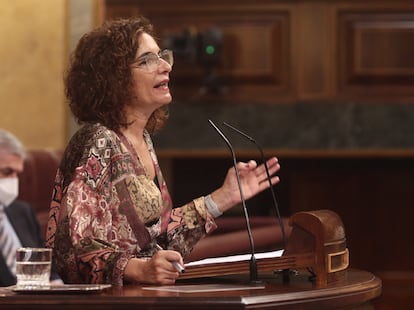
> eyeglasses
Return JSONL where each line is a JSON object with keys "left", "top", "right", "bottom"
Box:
{"left": 132, "top": 49, "right": 174, "bottom": 72}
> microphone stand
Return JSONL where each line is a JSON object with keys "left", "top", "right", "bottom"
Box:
{"left": 222, "top": 122, "right": 291, "bottom": 283}
{"left": 222, "top": 122, "right": 288, "bottom": 247}
{"left": 208, "top": 119, "right": 260, "bottom": 284}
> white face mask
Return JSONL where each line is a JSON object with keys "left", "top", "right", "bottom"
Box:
{"left": 0, "top": 177, "right": 19, "bottom": 207}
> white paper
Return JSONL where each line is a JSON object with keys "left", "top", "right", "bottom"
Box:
{"left": 185, "top": 250, "right": 284, "bottom": 267}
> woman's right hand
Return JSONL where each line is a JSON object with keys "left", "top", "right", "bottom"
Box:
{"left": 124, "top": 249, "right": 184, "bottom": 285}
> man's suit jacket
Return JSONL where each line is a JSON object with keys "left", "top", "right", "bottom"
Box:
{"left": 0, "top": 200, "right": 50, "bottom": 286}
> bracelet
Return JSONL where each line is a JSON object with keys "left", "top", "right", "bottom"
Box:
{"left": 205, "top": 194, "right": 223, "bottom": 218}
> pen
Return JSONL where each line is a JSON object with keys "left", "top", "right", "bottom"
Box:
{"left": 155, "top": 244, "right": 185, "bottom": 273}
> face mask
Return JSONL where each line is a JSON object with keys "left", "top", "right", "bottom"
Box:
{"left": 0, "top": 177, "right": 19, "bottom": 207}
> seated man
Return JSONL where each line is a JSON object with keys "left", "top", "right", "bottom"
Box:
{"left": 0, "top": 129, "right": 61, "bottom": 286}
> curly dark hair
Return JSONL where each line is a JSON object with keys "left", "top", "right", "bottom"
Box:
{"left": 65, "top": 16, "right": 169, "bottom": 134}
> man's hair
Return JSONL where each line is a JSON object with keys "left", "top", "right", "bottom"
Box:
{"left": 0, "top": 129, "right": 27, "bottom": 160}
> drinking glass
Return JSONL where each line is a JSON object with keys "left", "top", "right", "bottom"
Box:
{"left": 15, "top": 247, "right": 52, "bottom": 289}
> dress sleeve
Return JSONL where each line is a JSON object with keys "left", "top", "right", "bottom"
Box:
{"left": 65, "top": 175, "right": 133, "bottom": 285}
{"left": 52, "top": 128, "right": 136, "bottom": 285}
{"left": 166, "top": 196, "right": 218, "bottom": 259}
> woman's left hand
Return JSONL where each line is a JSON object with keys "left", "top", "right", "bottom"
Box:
{"left": 211, "top": 157, "right": 280, "bottom": 213}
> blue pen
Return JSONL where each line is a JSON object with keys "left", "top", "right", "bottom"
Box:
{"left": 155, "top": 244, "right": 185, "bottom": 273}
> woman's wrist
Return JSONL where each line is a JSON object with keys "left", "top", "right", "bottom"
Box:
{"left": 205, "top": 194, "right": 223, "bottom": 218}
{"left": 208, "top": 189, "right": 234, "bottom": 215}
{"left": 123, "top": 257, "right": 147, "bottom": 283}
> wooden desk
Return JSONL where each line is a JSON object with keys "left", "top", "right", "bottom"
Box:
{"left": 0, "top": 269, "right": 381, "bottom": 310}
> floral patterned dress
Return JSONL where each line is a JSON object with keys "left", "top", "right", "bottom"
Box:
{"left": 45, "top": 124, "right": 217, "bottom": 285}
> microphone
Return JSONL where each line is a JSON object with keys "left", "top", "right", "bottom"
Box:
{"left": 222, "top": 122, "right": 288, "bottom": 248}
{"left": 208, "top": 119, "right": 260, "bottom": 284}
{"left": 222, "top": 122, "right": 291, "bottom": 283}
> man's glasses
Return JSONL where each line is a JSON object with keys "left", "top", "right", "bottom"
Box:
{"left": 132, "top": 49, "right": 174, "bottom": 72}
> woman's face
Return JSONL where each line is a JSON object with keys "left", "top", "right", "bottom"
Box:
{"left": 130, "top": 33, "right": 173, "bottom": 115}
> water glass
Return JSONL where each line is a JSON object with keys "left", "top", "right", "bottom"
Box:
{"left": 15, "top": 247, "right": 52, "bottom": 289}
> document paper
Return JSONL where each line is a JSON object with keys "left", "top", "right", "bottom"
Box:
{"left": 185, "top": 249, "right": 284, "bottom": 267}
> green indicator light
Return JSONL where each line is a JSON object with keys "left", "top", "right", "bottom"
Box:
{"left": 205, "top": 45, "right": 215, "bottom": 55}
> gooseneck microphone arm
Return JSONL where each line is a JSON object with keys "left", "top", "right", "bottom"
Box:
{"left": 222, "top": 122, "right": 288, "bottom": 248}
{"left": 208, "top": 119, "right": 259, "bottom": 283}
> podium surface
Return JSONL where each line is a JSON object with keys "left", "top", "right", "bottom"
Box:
{"left": 0, "top": 269, "right": 381, "bottom": 310}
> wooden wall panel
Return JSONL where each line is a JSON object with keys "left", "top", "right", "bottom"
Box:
{"left": 296, "top": 2, "right": 334, "bottom": 100}
{"left": 337, "top": 9, "right": 414, "bottom": 100}
{"left": 288, "top": 158, "right": 414, "bottom": 271}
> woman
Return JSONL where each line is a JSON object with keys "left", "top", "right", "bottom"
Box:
{"left": 46, "top": 16, "right": 280, "bottom": 286}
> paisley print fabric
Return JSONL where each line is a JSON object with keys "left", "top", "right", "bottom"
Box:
{"left": 45, "top": 124, "right": 217, "bottom": 285}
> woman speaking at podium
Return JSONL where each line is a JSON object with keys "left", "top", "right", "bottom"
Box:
{"left": 46, "top": 16, "right": 280, "bottom": 286}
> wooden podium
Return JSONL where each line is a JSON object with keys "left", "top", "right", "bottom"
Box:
{"left": 181, "top": 209, "right": 349, "bottom": 288}
{"left": 283, "top": 209, "right": 349, "bottom": 286}
{"left": 0, "top": 269, "right": 381, "bottom": 310}
{"left": 0, "top": 210, "right": 381, "bottom": 310}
